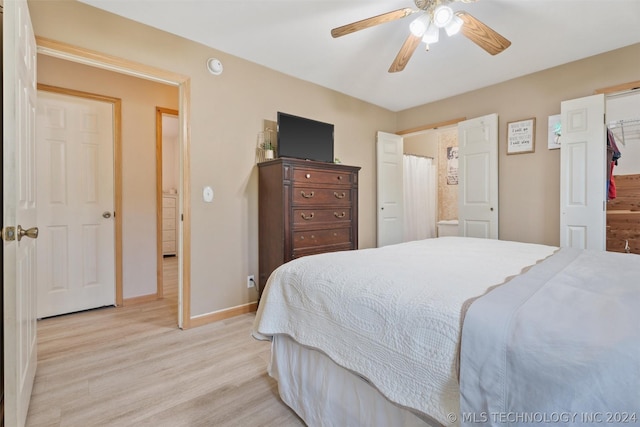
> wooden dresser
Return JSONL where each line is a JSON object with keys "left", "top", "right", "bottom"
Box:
{"left": 162, "top": 193, "right": 178, "bottom": 256}
{"left": 258, "top": 158, "right": 360, "bottom": 294}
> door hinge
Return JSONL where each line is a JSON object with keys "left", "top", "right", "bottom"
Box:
{"left": 1, "top": 226, "right": 16, "bottom": 241}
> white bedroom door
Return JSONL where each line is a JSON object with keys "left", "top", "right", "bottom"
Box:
{"left": 3, "top": 0, "right": 39, "bottom": 425}
{"left": 560, "top": 94, "right": 606, "bottom": 250}
{"left": 35, "top": 90, "right": 116, "bottom": 318}
{"left": 457, "top": 114, "right": 499, "bottom": 239}
{"left": 376, "top": 131, "right": 404, "bottom": 247}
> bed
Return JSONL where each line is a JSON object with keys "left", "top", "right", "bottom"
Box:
{"left": 252, "top": 237, "right": 640, "bottom": 426}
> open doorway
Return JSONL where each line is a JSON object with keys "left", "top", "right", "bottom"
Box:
{"left": 560, "top": 82, "right": 640, "bottom": 254}
{"left": 403, "top": 126, "right": 459, "bottom": 238}
{"left": 605, "top": 88, "right": 640, "bottom": 254}
{"left": 378, "top": 115, "right": 498, "bottom": 246}
{"left": 36, "top": 37, "right": 192, "bottom": 328}
{"left": 156, "top": 108, "right": 179, "bottom": 304}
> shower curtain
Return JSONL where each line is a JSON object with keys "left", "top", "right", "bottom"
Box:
{"left": 403, "top": 155, "right": 437, "bottom": 242}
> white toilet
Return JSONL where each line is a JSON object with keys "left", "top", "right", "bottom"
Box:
{"left": 437, "top": 220, "right": 459, "bottom": 237}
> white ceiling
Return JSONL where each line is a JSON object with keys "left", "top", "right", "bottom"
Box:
{"left": 79, "top": 0, "right": 640, "bottom": 112}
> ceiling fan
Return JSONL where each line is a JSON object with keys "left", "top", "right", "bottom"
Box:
{"left": 331, "top": 0, "right": 511, "bottom": 73}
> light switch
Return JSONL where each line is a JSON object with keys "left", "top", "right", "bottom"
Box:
{"left": 203, "top": 186, "right": 214, "bottom": 203}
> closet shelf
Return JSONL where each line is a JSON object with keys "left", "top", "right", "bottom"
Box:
{"left": 608, "top": 118, "right": 640, "bottom": 146}
{"left": 607, "top": 210, "right": 640, "bottom": 214}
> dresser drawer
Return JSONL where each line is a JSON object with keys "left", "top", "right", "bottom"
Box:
{"left": 292, "top": 168, "right": 354, "bottom": 186}
{"left": 292, "top": 208, "right": 352, "bottom": 226}
{"left": 292, "top": 227, "right": 352, "bottom": 249}
{"left": 163, "top": 207, "right": 176, "bottom": 219}
{"left": 163, "top": 229, "right": 176, "bottom": 242}
{"left": 292, "top": 243, "right": 354, "bottom": 259}
{"left": 163, "top": 241, "right": 176, "bottom": 253}
{"left": 163, "top": 218, "right": 176, "bottom": 230}
{"left": 292, "top": 187, "right": 352, "bottom": 206}
{"left": 163, "top": 196, "right": 176, "bottom": 207}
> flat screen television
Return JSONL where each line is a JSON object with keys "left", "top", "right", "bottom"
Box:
{"left": 277, "top": 112, "right": 334, "bottom": 163}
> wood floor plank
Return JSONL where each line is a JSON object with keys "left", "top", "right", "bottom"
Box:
{"left": 25, "top": 258, "right": 305, "bottom": 427}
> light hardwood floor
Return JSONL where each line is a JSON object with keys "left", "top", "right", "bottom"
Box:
{"left": 25, "top": 257, "right": 305, "bottom": 427}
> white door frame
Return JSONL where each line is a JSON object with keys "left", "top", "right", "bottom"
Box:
{"left": 36, "top": 85, "right": 122, "bottom": 313}
{"left": 36, "top": 37, "right": 194, "bottom": 328}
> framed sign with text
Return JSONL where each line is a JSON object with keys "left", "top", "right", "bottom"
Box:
{"left": 507, "top": 118, "right": 536, "bottom": 155}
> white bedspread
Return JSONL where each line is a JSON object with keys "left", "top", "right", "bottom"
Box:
{"left": 460, "top": 247, "right": 640, "bottom": 425}
{"left": 253, "top": 237, "right": 557, "bottom": 425}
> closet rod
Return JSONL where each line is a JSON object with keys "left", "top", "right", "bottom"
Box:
{"left": 609, "top": 118, "right": 640, "bottom": 127}
{"left": 404, "top": 153, "right": 434, "bottom": 159}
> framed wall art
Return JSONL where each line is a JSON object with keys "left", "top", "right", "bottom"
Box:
{"left": 507, "top": 118, "right": 536, "bottom": 155}
{"left": 548, "top": 114, "right": 562, "bottom": 149}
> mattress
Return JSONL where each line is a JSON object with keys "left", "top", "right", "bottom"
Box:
{"left": 271, "top": 334, "right": 439, "bottom": 427}
{"left": 253, "top": 237, "right": 558, "bottom": 424}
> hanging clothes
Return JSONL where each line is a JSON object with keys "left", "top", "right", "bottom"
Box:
{"left": 607, "top": 128, "right": 622, "bottom": 200}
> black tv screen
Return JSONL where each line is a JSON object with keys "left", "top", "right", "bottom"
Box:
{"left": 277, "top": 112, "right": 334, "bottom": 163}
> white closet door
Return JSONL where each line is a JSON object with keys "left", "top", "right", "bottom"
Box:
{"left": 457, "top": 114, "right": 499, "bottom": 239}
{"left": 560, "top": 94, "right": 606, "bottom": 250}
{"left": 376, "top": 131, "right": 404, "bottom": 247}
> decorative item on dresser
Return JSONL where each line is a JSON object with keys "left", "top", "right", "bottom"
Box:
{"left": 258, "top": 158, "right": 360, "bottom": 296}
{"left": 162, "top": 192, "right": 178, "bottom": 256}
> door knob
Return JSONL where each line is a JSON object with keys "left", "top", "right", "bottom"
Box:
{"left": 103, "top": 211, "right": 112, "bottom": 219}
{"left": 16, "top": 225, "right": 39, "bottom": 241}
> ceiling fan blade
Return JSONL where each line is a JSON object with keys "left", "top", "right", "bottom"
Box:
{"left": 331, "top": 8, "right": 415, "bottom": 38}
{"left": 388, "top": 33, "right": 422, "bottom": 73}
{"left": 456, "top": 11, "right": 511, "bottom": 55}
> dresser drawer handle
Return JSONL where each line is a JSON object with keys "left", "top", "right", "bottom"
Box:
{"left": 337, "top": 175, "right": 343, "bottom": 180}
{"left": 334, "top": 212, "right": 346, "bottom": 218}
{"left": 301, "top": 191, "right": 314, "bottom": 198}
{"left": 334, "top": 192, "right": 346, "bottom": 199}
{"left": 301, "top": 212, "right": 315, "bottom": 220}
{"left": 305, "top": 173, "right": 311, "bottom": 179}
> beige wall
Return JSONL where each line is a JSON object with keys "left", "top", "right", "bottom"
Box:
{"left": 37, "top": 55, "right": 179, "bottom": 300}
{"left": 28, "top": 0, "right": 396, "bottom": 317}
{"left": 29, "top": 0, "right": 640, "bottom": 320}
{"left": 397, "top": 43, "right": 640, "bottom": 246}
{"left": 404, "top": 133, "right": 439, "bottom": 159}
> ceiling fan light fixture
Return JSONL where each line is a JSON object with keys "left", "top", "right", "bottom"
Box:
{"left": 444, "top": 15, "right": 464, "bottom": 36}
{"left": 422, "top": 22, "right": 440, "bottom": 44}
{"left": 409, "top": 13, "right": 431, "bottom": 37}
{"left": 433, "top": 5, "right": 454, "bottom": 28}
